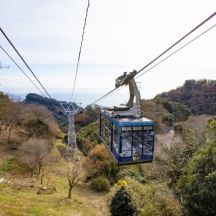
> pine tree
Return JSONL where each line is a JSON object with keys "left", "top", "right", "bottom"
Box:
{"left": 110, "top": 186, "right": 138, "bottom": 216}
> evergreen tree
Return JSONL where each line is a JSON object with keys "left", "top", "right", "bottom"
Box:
{"left": 110, "top": 186, "right": 138, "bottom": 216}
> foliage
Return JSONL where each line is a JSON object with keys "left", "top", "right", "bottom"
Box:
{"left": 208, "top": 118, "right": 216, "bottom": 137}
{"left": 117, "top": 165, "right": 146, "bottom": 184}
{"left": 156, "top": 128, "right": 199, "bottom": 187}
{"left": 0, "top": 158, "right": 23, "bottom": 175}
{"left": 25, "top": 93, "right": 71, "bottom": 127}
{"left": 141, "top": 99, "right": 168, "bottom": 133}
{"left": 116, "top": 179, "right": 128, "bottom": 188}
{"left": 85, "top": 144, "right": 119, "bottom": 183}
{"left": 77, "top": 122, "right": 100, "bottom": 155}
{"left": 77, "top": 105, "right": 101, "bottom": 127}
{"left": 21, "top": 104, "right": 61, "bottom": 138}
{"left": 90, "top": 176, "right": 110, "bottom": 192}
{"left": 162, "top": 113, "right": 175, "bottom": 126}
{"left": 25, "top": 93, "right": 98, "bottom": 129}
{"left": 156, "top": 79, "right": 216, "bottom": 115}
{"left": 110, "top": 186, "right": 138, "bottom": 216}
{"left": 126, "top": 177, "right": 182, "bottom": 216}
{"left": 25, "top": 118, "right": 49, "bottom": 137}
{"left": 176, "top": 136, "right": 216, "bottom": 215}
{"left": 159, "top": 100, "right": 191, "bottom": 122}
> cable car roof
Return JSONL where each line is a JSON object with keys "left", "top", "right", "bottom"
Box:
{"left": 101, "top": 111, "right": 154, "bottom": 127}
{"left": 112, "top": 117, "right": 154, "bottom": 127}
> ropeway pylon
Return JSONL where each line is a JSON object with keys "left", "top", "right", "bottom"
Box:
{"left": 61, "top": 102, "right": 80, "bottom": 160}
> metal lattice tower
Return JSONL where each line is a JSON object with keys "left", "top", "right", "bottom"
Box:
{"left": 61, "top": 103, "right": 80, "bottom": 160}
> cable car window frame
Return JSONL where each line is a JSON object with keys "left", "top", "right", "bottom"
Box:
{"left": 119, "top": 126, "right": 154, "bottom": 159}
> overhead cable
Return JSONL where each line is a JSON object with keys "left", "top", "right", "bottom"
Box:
{"left": 0, "top": 44, "right": 46, "bottom": 97}
{"left": 136, "top": 11, "right": 216, "bottom": 74}
{"left": 0, "top": 27, "right": 55, "bottom": 103}
{"left": 91, "top": 20, "right": 216, "bottom": 104}
{"left": 136, "top": 23, "right": 216, "bottom": 79}
{"left": 71, "top": 0, "right": 90, "bottom": 101}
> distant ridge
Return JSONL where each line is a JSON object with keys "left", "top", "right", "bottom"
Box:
{"left": 156, "top": 79, "right": 216, "bottom": 115}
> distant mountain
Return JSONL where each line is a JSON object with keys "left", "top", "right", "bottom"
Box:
{"left": 25, "top": 93, "right": 99, "bottom": 129}
{"left": 25, "top": 93, "right": 78, "bottom": 127}
{"left": 155, "top": 79, "right": 216, "bottom": 115}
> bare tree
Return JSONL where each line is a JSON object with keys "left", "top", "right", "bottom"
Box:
{"left": 0, "top": 98, "right": 22, "bottom": 141}
{"left": 19, "top": 138, "right": 52, "bottom": 177}
{"left": 67, "top": 162, "right": 82, "bottom": 199}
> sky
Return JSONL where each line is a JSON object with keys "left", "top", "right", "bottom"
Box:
{"left": 0, "top": 0, "right": 216, "bottom": 106}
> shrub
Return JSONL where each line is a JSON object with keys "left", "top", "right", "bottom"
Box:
{"left": 161, "top": 100, "right": 191, "bottom": 122}
{"left": 110, "top": 186, "right": 138, "bottom": 216}
{"left": 25, "top": 118, "right": 49, "bottom": 137}
{"left": 162, "top": 113, "right": 175, "bottom": 127}
{"left": 77, "top": 122, "right": 100, "bottom": 155}
{"left": 90, "top": 176, "right": 110, "bottom": 192}
{"left": 126, "top": 177, "right": 182, "bottom": 216}
{"left": 85, "top": 145, "right": 119, "bottom": 183}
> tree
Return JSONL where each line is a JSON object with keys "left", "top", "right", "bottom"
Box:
{"left": 110, "top": 186, "right": 138, "bottom": 216}
{"left": 25, "top": 118, "right": 49, "bottom": 137}
{"left": 156, "top": 129, "right": 199, "bottom": 187}
{"left": 67, "top": 162, "right": 82, "bottom": 199}
{"left": 21, "top": 104, "right": 60, "bottom": 138}
{"left": 19, "top": 138, "right": 52, "bottom": 177}
{"left": 85, "top": 145, "right": 119, "bottom": 183}
{"left": 176, "top": 121, "right": 216, "bottom": 216}
{"left": 0, "top": 95, "right": 22, "bottom": 141}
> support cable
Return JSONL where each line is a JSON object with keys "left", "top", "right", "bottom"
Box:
{"left": 71, "top": 0, "right": 90, "bottom": 101}
{"left": 91, "top": 12, "right": 216, "bottom": 104}
{"left": 0, "top": 44, "right": 46, "bottom": 97}
{"left": 136, "top": 11, "right": 216, "bottom": 74}
{"left": 136, "top": 23, "right": 216, "bottom": 79}
{"left": 0, "top": 27, "right": 55, "bottom": 104}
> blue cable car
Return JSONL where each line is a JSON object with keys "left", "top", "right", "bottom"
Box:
{"left": 99, "top": 111, "right": 154, "bottom": 165}
{"left": 99, "top": 71, "right": 155, "bottom": 165}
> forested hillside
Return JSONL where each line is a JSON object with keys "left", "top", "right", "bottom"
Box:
{"left": 1, "top": 85, "right": 216, "bottom": 216}
{"left": 25, "top": 93, "right": 99, "bottom": 130}
{"left": 156, "top": 79, "right": 216, "bottom": 115}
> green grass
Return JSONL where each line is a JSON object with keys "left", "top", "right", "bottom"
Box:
{"left": 0, "top": 158, "right": 28, "bottom": 176}
{"left": 0, "top": 137, "right": 109, "bottom": 216}
{"left": 0, "top": 177, "right": 109, "bottom": 216}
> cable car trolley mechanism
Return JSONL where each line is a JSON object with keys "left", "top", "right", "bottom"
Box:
{"left": 99, "top": 71, "right": 155, "bottom": 165}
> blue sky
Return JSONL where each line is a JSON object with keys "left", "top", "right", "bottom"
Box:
{"left": 0, "top": 0, "right": 216, "bottom": 105}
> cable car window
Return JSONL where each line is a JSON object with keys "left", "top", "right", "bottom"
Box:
{"left": 143, "top": 126, "right": 153, "bottom": 130}
{"left": 113, "top": 126, "right": 118, "bottom": 153}
{"left": 122, "top": 127, "right": 132, "bottom": 131}
{"left": 120, "top": 128, "right": 132, "bottom": 157}
{"left": 143, "top": 130, "right": 154, "bottom": 155}
{"left": 132, "top": 130, "right": 143, "bottom": 157}
{"left": 133, "top": 126, "right": 142, "bottom": 131}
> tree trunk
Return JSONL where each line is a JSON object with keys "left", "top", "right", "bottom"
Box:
{"left": 31, "top": 169, "right": 34, "bottom": 177}
{"left": 8, "top": 125, "right": 13, "bottom": 142}
{"left": 30, "top": 164, "right": 36, "bottom": 177}
{"left": 40, "top": 170, "right": 45, "bottom": 185}
{"left": 68, "top": 186, "right": 73, "bottom": 199}
{"left": 38, "top": 164, "right": 42, "bottom": 175}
